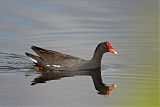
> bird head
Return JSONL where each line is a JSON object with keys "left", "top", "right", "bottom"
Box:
{"left": 102, "top": 41, "right": 118, "bottom": 54}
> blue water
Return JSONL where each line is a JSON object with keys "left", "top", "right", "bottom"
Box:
{"left": 0, "top": 0, "right": 159, "bottom": 107}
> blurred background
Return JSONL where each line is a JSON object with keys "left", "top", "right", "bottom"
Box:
{"left": 0, "top": 0, "right": 159, "bottom": 107}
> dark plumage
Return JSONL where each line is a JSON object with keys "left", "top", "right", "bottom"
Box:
{"left": 25, "top": 41, "right": 117, "bottom": 71}
{"left": 31, "top": 69, "right": 117, "bottom": 95}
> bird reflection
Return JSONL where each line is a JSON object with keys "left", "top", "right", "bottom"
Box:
{"left": 31, "top": 68, "right": 117, "bottom": 96}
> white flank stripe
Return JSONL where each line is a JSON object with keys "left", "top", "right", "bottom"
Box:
{"left": 29, "top": 57, "right": 37, "bottom": 63}
{"left": 52, "top": 65, "right": 61, "bottom": 68}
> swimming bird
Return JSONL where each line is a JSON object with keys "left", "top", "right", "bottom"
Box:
{"left": 25, "top": 41, "right": 117, "bottom": 71}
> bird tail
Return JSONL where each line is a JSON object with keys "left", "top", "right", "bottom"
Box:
{"left": 25, "top": 52, "right": 41, "bottom": 64}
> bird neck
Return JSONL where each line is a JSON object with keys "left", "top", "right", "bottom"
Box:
{"left": 91, "top": 43, "right": 105, "bottom": 64}
{"left": 91, "top": 70, "right": 109, "bottom": 95}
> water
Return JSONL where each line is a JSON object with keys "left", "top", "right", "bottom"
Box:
{"left": 0, "top": 0, "right": 159, "bottom": 107}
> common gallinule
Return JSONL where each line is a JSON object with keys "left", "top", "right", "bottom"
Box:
{"left": 25, "top": 41, "right": 117, "bottom": 71}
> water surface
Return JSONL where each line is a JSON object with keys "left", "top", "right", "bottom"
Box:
{"left": 0, "top": 0, "right": 159, "bottom": 107}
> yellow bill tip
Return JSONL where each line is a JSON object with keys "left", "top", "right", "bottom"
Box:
{"left": 109, "top": 49, "right": 118, "bottom": 55}
{"left": 114, "top": 51, "right": 118, "bottom": 54}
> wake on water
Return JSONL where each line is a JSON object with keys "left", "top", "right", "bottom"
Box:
{"left": 0, "top": 52, "right": 34, "bottom": 73}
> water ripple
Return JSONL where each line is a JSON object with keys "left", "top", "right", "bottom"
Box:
{"left": 0, "top": 52, "right": 33, "bottom": 72}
